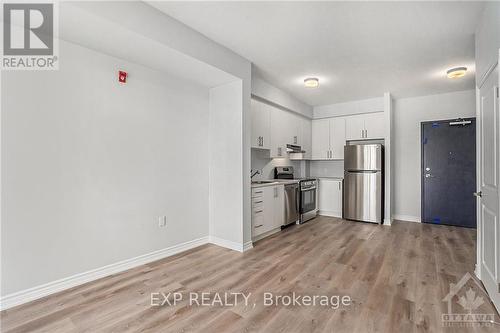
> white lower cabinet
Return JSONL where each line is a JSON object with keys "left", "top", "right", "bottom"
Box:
{"left": 318, "top": 179, "right": 343, "bottom": 218}
{"left": 252, "top": 185, "right": 284, "bottom": 239}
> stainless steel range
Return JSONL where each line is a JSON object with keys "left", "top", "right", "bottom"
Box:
{"left": 274, "top": 166, "right": 318, "bottom": 224}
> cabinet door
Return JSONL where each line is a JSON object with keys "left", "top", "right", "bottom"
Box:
{"left": 318, "top": 179, "right": 342, "bottom": 217}
{"left": 364, "top": 112, "right": 385, "bottom": 139}
{"left": 270, "top": 107, "right": 287, "bottom": 158}
{"left": 330, "top": 117, "right": 346, "bottom": 159}
{"left": 251, "top": 99, "right": 271, "bottom": 149}
{"left": 301, "top": 118, "right": 312, "bottom": 159}
{"left": 288, "top": 113, "right": 302, "bottom": 146}
{"left": 272, "top": 185, "right": 285, "bottom": 228}
{"left": 345, "top": 114, "right": 365, "bottom": 141}
{"left": 312, "top": 119, "right": 330, "bottom": 160}
{"left": 261, "top": 186, "right": 276, "bottom": 234}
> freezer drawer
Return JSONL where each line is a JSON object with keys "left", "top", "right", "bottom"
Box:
{"left": 344, "top": 144, "right": 382, "bottom": 171}
{"left": 343, "top": 171, "right": 382, "bottom": 223}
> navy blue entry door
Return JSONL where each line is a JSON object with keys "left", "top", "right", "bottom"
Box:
{"left": 421, "top": 118, "right": 476, "bottom": 228}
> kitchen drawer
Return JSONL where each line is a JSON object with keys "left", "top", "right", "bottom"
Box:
{"left": 251, "top": 189, "right": 264, "bottom": 198}
{"left": 252, "top": 214, "right": 266, "bottom": 237}
{"left": 252, "top": 201, "right": 264, "bottom": 211}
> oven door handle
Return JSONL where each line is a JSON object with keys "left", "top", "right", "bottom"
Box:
{"left": 300, "top": 187, "right": 317, "bottom": 191}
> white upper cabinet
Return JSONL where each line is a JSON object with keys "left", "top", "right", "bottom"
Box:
{"left": 330, "top": 117, "right": 346, "bottom": 159}
{"left": 345, "top": 114, "right": 366, "bottom": 141}
{"left": 363, "top": 112, "right": 385, "bottom": 140}
{"left": 270, "top": 106, "right": 288, "bottom": 158}
{"left": 270, "top": 106, "right": 311, "bottom": 159}
{"left": 345, "top": 112, "right": 385, "bottom": 140}
{"left": 301, "top": 118, "right": 312, "bottom": 159}
{"left": 312, "top": 118, "right": 345, "bottom": 160}
{"left": 251, "top": 98, "right": 312, "bottom": 159}
{"left": 251, "top": 99, "right": 271, "bottom": 149}
{"left": 312, "top": 119, "right": 330, "bottom": 160}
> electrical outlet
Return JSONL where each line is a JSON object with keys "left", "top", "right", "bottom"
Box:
{"left": 158, "top": 216, "right": 167, "bottom": 227}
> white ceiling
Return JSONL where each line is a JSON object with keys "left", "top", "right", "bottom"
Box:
{"left": 149, "top": 1, "right": 484, "bottom": 106}
{"left": 59, "top": 2, "right": 237, "bottom": 89}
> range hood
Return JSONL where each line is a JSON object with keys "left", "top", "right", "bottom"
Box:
{"left": 286, "top": 144, "right": 304, "bottom": 154}
{"left": 287, "top": 144, "right": 308, "bottom": 160}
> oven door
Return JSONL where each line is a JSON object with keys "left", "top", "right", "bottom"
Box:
{"left": 300, "top": 187, "right": 317, "bottom": 214}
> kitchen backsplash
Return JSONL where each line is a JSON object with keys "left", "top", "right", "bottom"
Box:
{"left": 251, "top": 149, "right": 345, "bottom": 180}
{"left": 251, "top": 149, "right": 306, "bottom": 180}
{"left": 309, "top": 160, "right": 344, "bottom": 178}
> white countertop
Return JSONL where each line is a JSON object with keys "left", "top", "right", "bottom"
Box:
{"left": 251, "top": 179, "right": 298, "bottom": 188}
{"left": 317, "top": 176, "right": 344, "bottom": 180}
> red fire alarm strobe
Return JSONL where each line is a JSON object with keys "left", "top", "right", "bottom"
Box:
{"left": 118, "top": 71, "right": 127, "bottom": 83}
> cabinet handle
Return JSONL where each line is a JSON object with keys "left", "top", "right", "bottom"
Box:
{"left": 254, "top": 191, "right": 263, "bottom": 194}
{"left": 254, "top": 200, "right": 263, "bottom": 204}
{"left": 255, "top": 210, "right": 263, "bottom": 214}
{"left": 338, "top": 182, "right": 341, "bottom": 190}
{"left": 274, "top": 187, "right": 278, "bottom": 198}
{"left": 255, "top": 224, "right": 263, "bottom": 228}
{"left": 294, "top": 136, "right": 297, "bottom": 144}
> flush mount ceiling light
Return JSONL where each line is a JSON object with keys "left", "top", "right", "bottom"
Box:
{"left": 446, "top": 67, "right": 467, "bottom": 79}
{"left": 304, "top": 77, "right": 319, "bottom": 88}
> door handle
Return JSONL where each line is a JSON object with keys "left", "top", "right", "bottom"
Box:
{"left": 473, "top": 191, "right": 482, "bottom": 198}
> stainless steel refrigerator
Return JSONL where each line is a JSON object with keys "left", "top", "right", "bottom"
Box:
{"left": 343, "top": 144, "right": 383, "bottom": 224}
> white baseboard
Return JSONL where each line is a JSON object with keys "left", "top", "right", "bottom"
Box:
{"left": 243, "top": 241, "right": 253, "bottom": 252}
{"left": 392, "top": 214, "right": 421, "bottom": 223}
{"left": 383, "top": 218, "right": 392, "bottom": 226}
{"left": 319, "top": 211, "right": 342, "bottom": 218}
{"left": 209, "top": 236, "right": 246, "bottom": 252}
{"left": 0, "top": 236, "right": 209, "bottom": 311}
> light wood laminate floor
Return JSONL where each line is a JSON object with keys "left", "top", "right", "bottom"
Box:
{"left": 1, "top": 217, "right": 499, "bottom": 332}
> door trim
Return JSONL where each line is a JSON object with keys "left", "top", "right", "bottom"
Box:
{"left": 420, "top": 117, "right": 477, "bottom": 226}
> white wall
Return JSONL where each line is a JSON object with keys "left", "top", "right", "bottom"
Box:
{"left": 1, "top": 41, "right": 210, "bottom": 296}
{"left": 209, "top": 81, "right": 244, "bottom": 248}
{"left": 313, "top": 97, "right": 384, "bottom": 119}
{"left": 65, "top": 0, "right": 254, "bottom": 254}
{"left": 252, "top": 76, "right": 313, "bottom": 118}
{"left": 393, "top": 90, "right": 476, "bottom": 221}
{"left": 475, "top": 1, "right": 500, "bottom": 86}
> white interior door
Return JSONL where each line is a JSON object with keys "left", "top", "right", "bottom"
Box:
{"left": 478, "top": 64, "right": 500, "bottom": 309}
